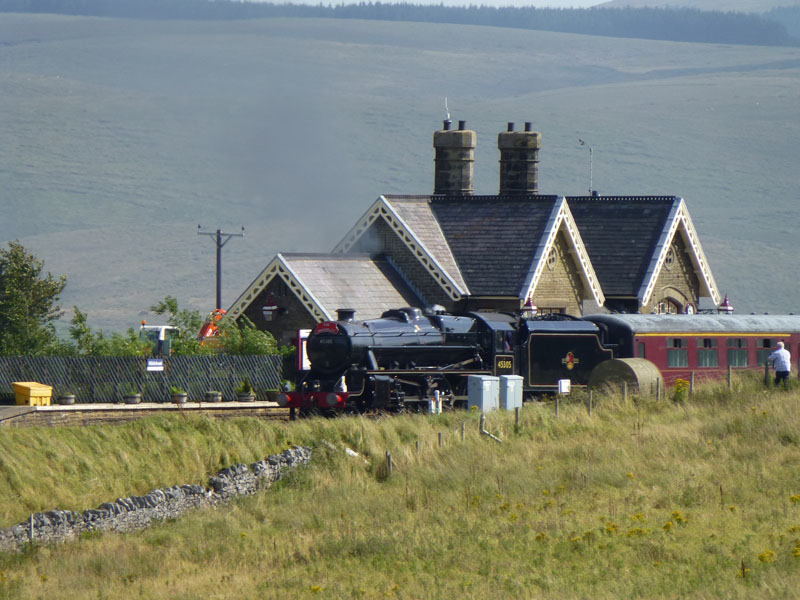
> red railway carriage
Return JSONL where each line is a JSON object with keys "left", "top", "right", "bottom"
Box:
{"left": 584, "top": 314, "right": 800, "bottom": 385}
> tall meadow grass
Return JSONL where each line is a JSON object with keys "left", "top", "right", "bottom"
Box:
{"left": 2, "top": 377, "right": 800, "bottom": 598}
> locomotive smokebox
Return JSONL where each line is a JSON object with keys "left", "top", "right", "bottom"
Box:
{"left": 433, "top": 120, "right": 476, "bottom": 196}
{"left": 498, "top": 121, "right": 541, "bottom": 195}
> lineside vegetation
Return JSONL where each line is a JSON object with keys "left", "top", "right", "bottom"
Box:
{"left": 2, "top": 376, "right": 800, "bottom": 597}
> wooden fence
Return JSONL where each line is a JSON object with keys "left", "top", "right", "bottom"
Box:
{"left": 0, "top": 356, "right": 284, "bottom": 404}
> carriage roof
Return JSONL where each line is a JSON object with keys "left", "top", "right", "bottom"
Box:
{"left": 584, "top": 313, "right": 800, "bottom": 335}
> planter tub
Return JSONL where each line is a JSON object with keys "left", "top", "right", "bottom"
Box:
{"left": 204, "top": 391, "right": 223, "bottom": 403}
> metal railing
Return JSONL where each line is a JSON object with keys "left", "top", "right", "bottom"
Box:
{"left": 0, "top": 356, "right": 284, "bottom": 404}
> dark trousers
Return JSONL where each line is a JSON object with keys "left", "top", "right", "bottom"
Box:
{"left": 775, "top": 370, "right": 790, "bottom": 387}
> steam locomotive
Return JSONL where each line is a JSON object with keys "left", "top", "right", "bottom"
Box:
{"left": 275, "top": 306, "right": 800, "bottom": 415}
{"left": 276, "top": 306, "right": 615, "bottom": 415}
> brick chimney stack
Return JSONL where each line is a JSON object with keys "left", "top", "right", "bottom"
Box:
{"left": 498, "top": 121, "right": 541, "bottom": 195}
{"left": 433, "top": 119, "right": 476, "bottom": 195}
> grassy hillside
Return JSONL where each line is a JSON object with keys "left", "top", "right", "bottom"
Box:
{"left": 2, "top": 380, "right": 800, "bottom": 597}
{"left": 1, "top": 15, "right": 799, "bottom": 331}
{"left": 600, "top": 0, "right": 800, "bottom": 12}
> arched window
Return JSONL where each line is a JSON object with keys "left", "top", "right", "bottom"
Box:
{"left": 655, "top": 298, "right": 682, "bottom": 314}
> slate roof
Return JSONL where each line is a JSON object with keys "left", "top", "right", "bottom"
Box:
{"left": 428, "top": 195, "right": 561, "bottom": 296}
{"left": 567, "top": 197, "right": 677, "bottom": 298}
{"left": 382, "top": 195, "right": 468, "bottom": 293}
{"left": 279, "top": 254, "right": 422, "bottom": 320}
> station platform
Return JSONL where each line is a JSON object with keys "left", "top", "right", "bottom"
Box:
{"left": 0, "top": 401, "right": 288, "bottom": 428}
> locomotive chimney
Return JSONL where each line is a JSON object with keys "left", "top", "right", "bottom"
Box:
{"left": 433, "top": 119, "right": 476, "bottom": 195}
{"left": 336, "top": 308, "right": 356, "bottom": 322}
{"left": 498, "top": 121, "right": 541, "bottom": 195}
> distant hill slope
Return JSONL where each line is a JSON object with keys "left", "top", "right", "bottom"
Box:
{"left": 1, "top": 0, "right": 796, "bottom": 46}
{"left": 599, "top": 0, "right": 800, "bottom": 12}
{"left": 2, "top": 15, "right": 799, "bottom": 331}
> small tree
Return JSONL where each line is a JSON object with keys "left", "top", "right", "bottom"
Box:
{"left": 69, "top": 307, "right": 147, "bottom": 356}
{"left": 149, "top": 296, "right": 209, "bottom": 355}
{"left": 216, "top": 316, "right": 279, "bottom": 355}
{"left": 0, "top": 241, "right": 66, "bottom": 355}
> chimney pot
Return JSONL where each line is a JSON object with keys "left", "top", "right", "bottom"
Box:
{"left": 497, "top": 125, "right": 542, "bottom": 195}
{"left": 433, "top": 121, "right": 477, "bottom": 195}
{"left": 507, "top": 122, "right": 515, "bottom": 132}
{"left": 443, "top": 119, "right": 451, "bottom": 131}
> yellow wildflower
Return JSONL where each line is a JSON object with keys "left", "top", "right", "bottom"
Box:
{"left": 758, "top": 550, "right": 776, "bottom": 563}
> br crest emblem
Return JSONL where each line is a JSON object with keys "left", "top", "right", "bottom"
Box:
{"left": 561, "top": 351, "right": 579, "bottom": 370}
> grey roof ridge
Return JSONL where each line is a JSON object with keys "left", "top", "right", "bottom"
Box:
{"left": 387, "top": 196, "right": 469, "bottom": 294}
{"left": 521, "top": 197, "right": 605, "bottom": 306}
{"left": 637, "top": 197, "right": 682, "bottom": 307}
{"left": 332, "top": 195, "right": 468, "bottom": 299}
{"left": 225, "top": 253, "right": 332, "bottom": 323}
{"left": 637, "top": 198, "right": 720, "bottom": 308}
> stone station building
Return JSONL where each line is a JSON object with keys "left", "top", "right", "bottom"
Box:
{"left": 227, "top": 121, "right": 720, "bottom": 347}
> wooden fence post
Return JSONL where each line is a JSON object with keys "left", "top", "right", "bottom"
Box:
{"left": 622, "top": 381, "right": 628, "bottom": 404}
{"left": 386, "top": 451, "right": 392, "bottom": 476}
{"left": 514, "top": 406, "right": 520, "bottom": 428}
{"left": 587, "top": 389, "right": 592, "bottom": 416}
{"left": 689, "top": 372, "right": 695, "bottom": 397}
{"left": 461, "top": 422, "right": 465, "bottom": 442}
{"left": 728, "top": 365, "right": 733, "bottom": 391}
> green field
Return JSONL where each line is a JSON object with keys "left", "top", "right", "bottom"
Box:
{"left": 2, "top": 379, "right": 800, "bottom": 597}
{"left": 1, "top": 14, "right": 799, "bottom": 330}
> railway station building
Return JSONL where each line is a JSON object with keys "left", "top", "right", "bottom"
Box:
{"left": 228, "top": 121, "right": 720, "bottom": 346}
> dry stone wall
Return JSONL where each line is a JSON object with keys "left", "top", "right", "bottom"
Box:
{"left": 0, "top": 446, "right": 311, "bottom": 553}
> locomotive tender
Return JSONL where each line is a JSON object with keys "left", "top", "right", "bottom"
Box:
{"left": 277, "top": 307, "right": 800, "bottom": 415}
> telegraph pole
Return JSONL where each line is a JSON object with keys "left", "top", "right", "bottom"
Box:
{"left": 578, "top": 138, "right": 593, "bottom": 195}
{"left": 197, "top": 225, "right": 244, "bottom": 310}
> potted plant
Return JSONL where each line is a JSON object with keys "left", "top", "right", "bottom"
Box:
{"left": 122, "top": 384, "right": 142, "bottom": 405}
{"left": 204, "top": 390, "right": 223, "bottom": 403}
{"left": 170, "top": 385, "right": 188, "bottom": 404}
{"left": 235, "top": 378, "right": 255, "bottom": 402}
{"left": 56, "top": 388, "right": 76, "bottom": 405}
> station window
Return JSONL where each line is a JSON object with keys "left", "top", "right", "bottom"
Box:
{"left": 697, "top": 338, "right": 719, "bottom": 367}
{"left": 756, "top": 339, "right": 774, "bottom": 366}
{"left": 667, "top": 338, "right": 688, "bottom": 368}
{"left": 727, "top": 338, "right": 748, "bottom": 367}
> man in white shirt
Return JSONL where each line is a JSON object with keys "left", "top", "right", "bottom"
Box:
{"left": 768, "top": 341, "right": 792, "bottom": 388}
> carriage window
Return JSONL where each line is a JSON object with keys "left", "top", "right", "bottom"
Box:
{"left": 757, "top": 339, "right": 774, "bottom": 366}
{"left": 637, "top": 342, "right": 646, "bottom": 358}
{"left": 667, "top": 338, "right": 688, "bottom": 367}
{"left": 727, "top": 338, "right": 748, "bottom": 367}
{"left": 697, "top": 338, "right": 719, "bottom": 367}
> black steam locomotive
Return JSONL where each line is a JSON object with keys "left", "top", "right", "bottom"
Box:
{"left": 276, "top": 306, "right": 615, "bottom": 415}
{"left": 276, "top": 307, "right": 800, "bottom": 415}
